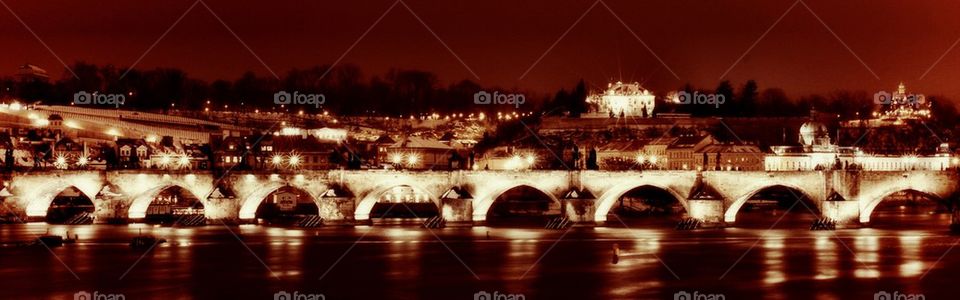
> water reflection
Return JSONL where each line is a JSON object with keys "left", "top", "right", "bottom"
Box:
{"left": 0, "top": 223, "right": 958, "bottom": 299}
{"left": 813, "top": 235, "right": 838, "bottom": 280}
{"left": 897, "top": 232, "right": 924, "bottom": 278}
{"left": 853, "top": 233, "right": 880, "bottom": 278}
{"left": 763, "top": 236, "right": 785, "bottom": 285}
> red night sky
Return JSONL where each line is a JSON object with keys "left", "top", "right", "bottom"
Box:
{"left": 1, "top": 0, "right": 959, "bottom": 98}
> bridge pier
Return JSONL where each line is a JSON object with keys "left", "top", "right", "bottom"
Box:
{"left": 687, "top": 199, "right": 725, "bottom": 227}
{"left": 441, "top": 198, "right": 472, "bottom": 225}
{"left": 820, "top": 200, "right": 861, "bottom": 227}
{"left": 562, "top": 199, "right": 596, "bottom": 225}
{"left": 317, "top": 197, "right": 355, "bottom": 225}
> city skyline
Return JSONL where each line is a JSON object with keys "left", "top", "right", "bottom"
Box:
{"left": 1, "top": 1, "right": 958, "bottom": 299}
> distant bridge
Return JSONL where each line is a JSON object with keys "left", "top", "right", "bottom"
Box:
{"left": 2, "top": 170, "right": 958, "bottom": 226}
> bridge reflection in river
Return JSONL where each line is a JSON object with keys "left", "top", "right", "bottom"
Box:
{"left": 0, "top": 221, "right": 956, "bottom": 299}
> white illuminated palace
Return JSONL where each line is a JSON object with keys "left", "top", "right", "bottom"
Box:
{"left": 584, "top": 81, "right": 655, "bottom": 118}
{"left": 765, "top": 119, "right": 952, "bottom": 171}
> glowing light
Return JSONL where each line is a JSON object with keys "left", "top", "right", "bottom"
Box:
{"left": 158, "top": 154, "right": 172, "bottom": 167}
{"left": 177, "top": 155, "right": 190, "bottom": 168}
{"left": 271, "top": 155, "right": 283, "bottom": 166}
{"left": 390, "top": 153, "right": 404, "bottom": 164}
{"left": 406, "top": 154, "right": 420, "bottom": 165}
{"left": 288, "top": 154, "right": 301, "bottom": 167}
{"left": 9, "top": 102, "right": 21, "bottom": 111}
{"left": 525, "top": 154, "right": 536, "bottom": 165}
{"left": 54, "top": 155, "right": 68, "bottom": 169}
{"left": 649, "top": 155, "right": 658, "bottom": 164}
{"left": 636, "top": 154, "right": 646, "bottom": 164}
{"left": 76, "top": 156, "right": 88, "bottom": 166}
{"left": 106, "top": 128, "right": 120, "bottom": 136}
{"left": 145, "top": 135, "right": 158, "bottom": 143}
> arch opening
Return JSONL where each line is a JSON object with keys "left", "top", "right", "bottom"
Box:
{"left": 732, "top": 185, "right": 820, "bottom": 229}
{"left": 607, "top": 185, "right": 687, "bottom": 227}
{"left": 143, "top": 186, "right": 204, "bottom": 225}
{"left": 369, "top": 185, "right": 439, "bottom": 225}
{"left": 486, "top": 185, "right": 561, "bottom": 227}
{"left": 46, "top": 186, "right": 94, "bottom": 224}
{"left": 254, "top": 186, "right": 319, "bottom": 225}
{"left": 867, "top": 190, "right": 951, "bottom": 229}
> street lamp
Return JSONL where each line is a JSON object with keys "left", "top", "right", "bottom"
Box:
{"left": 288, "top": 153, "right": 301, "bottom": 168}
{"left": 390, "top": 153, "right": 404, "bottom": 165}
{"left": 272, "top": 154, "right": 283, "bottom": 167}
{"left": 406, "top": 153, "right": 420, "bottom": 166}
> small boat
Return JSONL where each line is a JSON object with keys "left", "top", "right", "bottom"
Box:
{"left": 63, "top": 231, "right": 78, "bottom": 244}
{"left": 130, "top": 229, "right": 166, "bottom": 248}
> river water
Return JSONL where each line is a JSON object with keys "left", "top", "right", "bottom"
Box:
{"left": 0, "top": 216, "right": 956, "bottom": 299}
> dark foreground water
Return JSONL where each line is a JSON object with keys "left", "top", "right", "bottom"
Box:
{"left": 0, "top": 217, "right": 956, "bottom": 299}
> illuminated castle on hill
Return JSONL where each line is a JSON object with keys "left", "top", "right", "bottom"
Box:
{"left": 584, "top": 81, "right": 655, "bottom": 118}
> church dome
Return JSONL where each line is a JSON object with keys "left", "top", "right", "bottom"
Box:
{"left": 799, "top": 121, "right": 830, "bottom": 146}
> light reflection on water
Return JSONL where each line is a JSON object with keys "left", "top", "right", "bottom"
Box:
{"left": 854, "top": 234, "right": 881, "bottom": 278}
{"left": 0, "top": 223, "right": 958, "bottom": 299}
{"left": 814, "top": 235, "right": 838, "bottom": 280}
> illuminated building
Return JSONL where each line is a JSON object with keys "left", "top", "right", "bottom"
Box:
{"left": 584, "top": 81, "right": 655, "bottom": 118}
{"left": 765, "top": 120, "right": 952, "bottom": 171}
{"left": 843, "top": 82, "right": 932, "bottom": 128}
{"left": 879, "top": 82, "right": 931, "bottom": 121}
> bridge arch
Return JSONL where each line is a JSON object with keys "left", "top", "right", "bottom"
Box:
{"left": 860, "top": 187, "right": 949, "bottom": 223}
{"left": 355, "top": 183, "right": 439, "bottom": 221}
{"left": 24, "top": 182, "right": 101, "bottom": 218}
{"left": 473, "top": 183, "right": 561, "bottom": 222}
{"left": 724, "top": 183, "right": 820, "bottom": 223}
{"left": 239, "top": 183, "right": 321, "bottom": 220}
{"left": 128, "top": 184, "right": 206, "bottom": 220}
{"left": 594, "top": 183, "right": 688, "bottom": 222}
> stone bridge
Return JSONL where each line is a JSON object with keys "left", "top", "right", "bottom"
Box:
{"left": 2, "top": 170, "right": 958, "bottom": 226}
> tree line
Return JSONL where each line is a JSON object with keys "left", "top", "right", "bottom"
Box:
{"left": 1, "top": 62, "right": 957, "bottom": 128}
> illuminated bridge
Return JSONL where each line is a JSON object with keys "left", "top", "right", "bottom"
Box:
{"left": 2, "top": 170, "right": 958, "bottom": 227}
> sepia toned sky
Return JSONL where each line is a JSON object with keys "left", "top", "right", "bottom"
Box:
{"left": 2, "top": 0, "right": 959, "bottom": 98}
